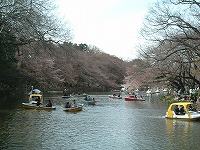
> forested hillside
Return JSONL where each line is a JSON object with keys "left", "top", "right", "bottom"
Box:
{"left": 16, "top": 42, "right": 126, "bottom": 93}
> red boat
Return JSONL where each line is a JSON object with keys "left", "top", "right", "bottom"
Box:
{"left": 124, "top": 95, "right": 145, "bottom": 101}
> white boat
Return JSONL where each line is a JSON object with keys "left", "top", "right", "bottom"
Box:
{"left": 135, "top": 89, "right": 139, "bottom": 92}
{"left": 155, "top": 87, "right": 160, "bottom": 93}
{"left": 61, "top": 95, "right": 72, "bottom": 98}
{"left": 109, "top": 95, "right": 122, "bottom": 99}
{"left": 146, "top": 89, "right": 152, "bottom": 94}
{"left": 165, "top": 102, "right": 200, "bottom": 121}
{"left": 28, "top": 86, "right": 42, "bottom": 95}
{"left": 163, "top": 88, "right": 168, "bottom": 92}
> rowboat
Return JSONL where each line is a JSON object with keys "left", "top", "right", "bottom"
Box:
{"left": 124, "top": 95, "right": 145, "bottom": 101}
{"left": 61, "top": 95, "right": 72, "bottom": 98}
{"left": 22, "top": 93, "right": 56, "bottom": 110}
{"left": 63, "top": 104, "right": 83, "bottom": 112}
{"left": 22, "top": 103, "right": 56, "bottom": 110}
{"left": 85, "top": 100, "right": 96, "bottom": 105}
{"left": 73, "top": 93, "right": 87, "bottom": 98}
{"left": 84, "top": 96, "right": 96, "bottom": 105}
{"left": 108, "top": 95, "right": 122, "bottom": 99}
{"left": 165, "top": 102, "right": 200, "bottom": 121}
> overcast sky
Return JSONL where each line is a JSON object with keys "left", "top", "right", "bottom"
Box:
{"left": 55, "top": 0, "right": 157, "bottom": 60}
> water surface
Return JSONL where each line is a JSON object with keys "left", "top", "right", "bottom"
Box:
{"left": 0, "top": 94, "right": 200, "bottom": 150}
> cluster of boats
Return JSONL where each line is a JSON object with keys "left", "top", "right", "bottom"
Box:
{"left": 146, "top": 87, "right": 168, "bottom": 95}
{"left": 22, "top": 92, "right": 85, "bottom": 112}
{"left": 108, "top": 87, "right": 168, "bottom": 101}
{"left": 22, "top": 87, "right": 200, "bottom": 121}
{"left": 108, "top": 90, "right": 200, "bottom": 121}
{"left": 109, "top": 94, "right": 145, "bottom": 101}
{"left": 22, "top": 88, "right": 95, "bottom": 112}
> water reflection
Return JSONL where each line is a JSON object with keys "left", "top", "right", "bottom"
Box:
{"left": 164, "top": 118, "right": 200, "bottom": 149}
{"left": 166, "top": 119, "right": 192, "bottom": 135}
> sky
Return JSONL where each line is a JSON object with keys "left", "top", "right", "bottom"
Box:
{"left": 55, "top": 0, "right": 156, "bottom": 60}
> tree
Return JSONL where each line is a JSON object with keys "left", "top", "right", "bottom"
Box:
{"left": 139, "top": 0, "right": 200, "bottom": 90}
{"left": 123, "top": 59, "right": 161, "bottom": 91}
{"left": 0, "top": 0, "right": 72, "bottom": 95}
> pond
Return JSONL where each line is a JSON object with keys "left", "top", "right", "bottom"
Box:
{"left": 0, "top": 93, "right": 200, "bottom": 150}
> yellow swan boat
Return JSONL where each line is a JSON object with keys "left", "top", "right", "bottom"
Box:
{"left": 165, "top": 102, "right": 200, "bottom": 121}
{"left": 22, "top": 93, "right": 56, "bottom": 110}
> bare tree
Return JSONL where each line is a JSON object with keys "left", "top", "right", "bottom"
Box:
{"left": 0, "top": 0, "right": 72, "bottom": 94}
{"left": 0, "top": 0, "right": 72, "bottom": 46}
{"left": 139, "top": 0, "right": 200, "bottom": 90}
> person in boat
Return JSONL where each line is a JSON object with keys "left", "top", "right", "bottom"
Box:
{"left": 92, "top": 98, "right": 95, "bottom": 101}
{"left": 70, "top": 100, "right": 77, "bottom": 108}
{"left": 46, "top": 100, "right": 52, "bottom": 107}
{"left": 63, "top": 88, "right": 68, "bottom": 96}
{"left": 179, "top": 106, "right": 185, "bottom": 115}
{"left": 36, "top": 99, "right": 41, "bottom": 106}
{"left": 188, "top": 104, "right": 197, "bottom": 111}
{"left": 65, "top": 102, "right": 70, "bottom": 108}
{"left": 86, "top": 96, "right": 92, "bottom": 101}
{"left": 173, "top": 105, "right": 180, "bottom": 115}
{"left": 84, "top": 96, "right": 87, "bottom": 101}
